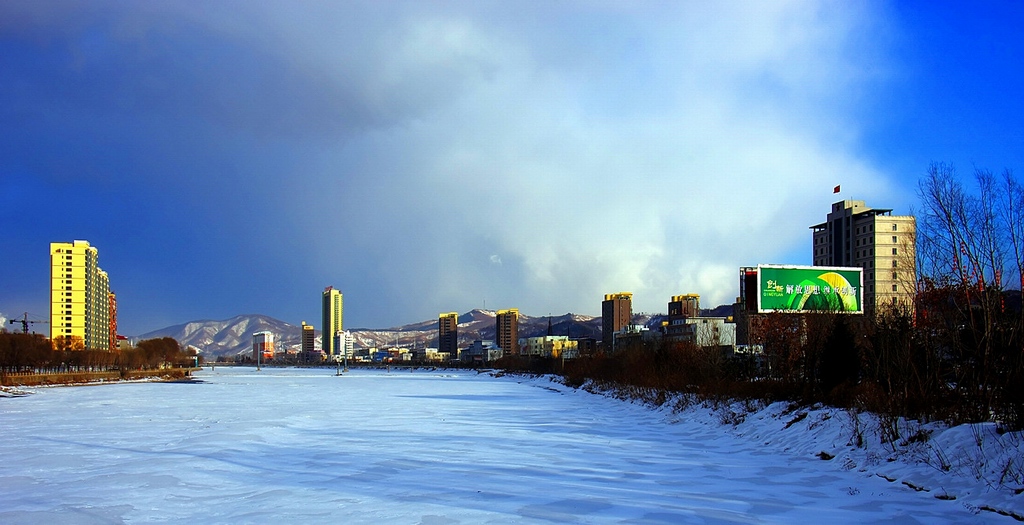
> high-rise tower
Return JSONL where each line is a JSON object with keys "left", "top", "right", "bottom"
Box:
{"left": 321, "top": 287, "right": 343, "bottom": 357}
{"left": 301, "top": 322, "right": 316, "bottom": 354}
{"left": 602, "top": 292, "right": 632, "bottom": 350}
{"left": 438, "top": 312, "right": 459, "bottom": 358}
{"left": 495, "top": 308, "right": 519, "bottom": 355}
{"left": 810, "top": 200, "right": 916, "bottom": 313}
{"left": 50, "top": 240, "right": 112, "bottom": 351}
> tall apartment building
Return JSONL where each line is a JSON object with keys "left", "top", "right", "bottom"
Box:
{"left": 602, "top": 292, "right": 633, "bottom": 350}
{"left": 321, "top": 287, "right": 343, "bottom": 357}
{"left": 50, "top": 240, "right": 112, "bottom": 350}
{"left": 438, "top": 312, "right": 459, "bottom": 357}
{"left": 810, "top": 200, "right": 916, "bottom": 313}
{"left": 301, "top": 322, "right": 316, "bottom": 353}
{"left": 495, "top": 308, "right": 519, "bottom": 355}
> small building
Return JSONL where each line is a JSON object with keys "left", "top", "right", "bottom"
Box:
{"left": 664, "top": 317, "right": 736, "bottom": 347}
{"left": 462, "top": 340, "right": 501, "bottom": 363}
{"left": 525, "top": 335, "right": 579, "bottom": 359}
{"left": 252, "top": 331, "right": 275, "bottom": 361}
{"left": 331, "top": 330, "right": 354, "bottom": 362}
{"left": 612, "top": 324, "right": 657, "bottom": 352}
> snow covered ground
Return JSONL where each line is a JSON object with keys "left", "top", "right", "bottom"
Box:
{"left": 0, "top": 366, "right": 1019, "bottom": 523}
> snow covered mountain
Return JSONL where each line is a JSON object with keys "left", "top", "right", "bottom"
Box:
{"left": 136, "top": 314, "right": 309, "bottom": 359}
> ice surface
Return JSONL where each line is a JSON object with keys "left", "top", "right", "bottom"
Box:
{"left": 0, "top": 367, "right": 1007, "bottom": 523}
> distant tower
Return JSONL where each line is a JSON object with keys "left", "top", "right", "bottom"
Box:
{"left": 810, "top": 200, "right": 916, "bottom": 313}
{"left": 50, "top": 240, "right": 112, "bottom": 351}
{"left": 602, "top": 292, "right": 632, "bottom": 350}
{"left": 322, "top": 287, "right": 343, "bottom": 357}
{"left": 495, "top": 308, "right": 519, "bottom": 356}
{"left": 438, "top": 312, "right": 459, "bottom": 358}
{"left": 668, "top": 294, "right": 700, "bottom": 319}
{"left": 301, "top": 322, "right": 315, "bottom": 354}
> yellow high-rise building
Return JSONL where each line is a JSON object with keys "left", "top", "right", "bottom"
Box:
{"left": 50, "top": 240, "right": 112, "bottom": 350}
{"left": 322, "top": 286, "right": 343, "bottom": 357}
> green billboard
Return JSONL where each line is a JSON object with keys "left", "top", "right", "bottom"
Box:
{"left": 758, "top": 265, "right": 863, "bottom": 313}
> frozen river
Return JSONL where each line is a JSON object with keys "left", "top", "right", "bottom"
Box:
{"left": 0, "top": 367, "right": 995, "bottom": 523}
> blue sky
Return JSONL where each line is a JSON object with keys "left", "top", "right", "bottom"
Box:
{"left": 1, "top": 1, "right": 1022, "bottom": 335}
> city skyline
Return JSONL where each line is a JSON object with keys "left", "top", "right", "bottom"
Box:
{"left": 2, "top": 3, "right": 1022, "bottom": 335}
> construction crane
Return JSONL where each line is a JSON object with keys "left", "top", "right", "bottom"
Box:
{"left": 8, "top": 312, "right": 48, "bottom": 334}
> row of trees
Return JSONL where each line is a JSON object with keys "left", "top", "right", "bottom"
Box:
{"left": 500, "top": 164, "right": 1024, "bottom": 431}
{"left": 0, "top": 334, "right": 197, "bottom": 374}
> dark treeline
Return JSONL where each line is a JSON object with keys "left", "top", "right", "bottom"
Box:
{"left": 499, "top": 164, "right": 1024, "bottom": 431}
{"left": 0, "top": 334, "right": 198, "bottom": 374}
{"left": 499, "top": 293, "right": 1022, "bottom": 432}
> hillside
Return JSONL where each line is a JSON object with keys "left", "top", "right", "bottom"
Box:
{"left": 136, "top": 314, "right": 309, "bottom": 358}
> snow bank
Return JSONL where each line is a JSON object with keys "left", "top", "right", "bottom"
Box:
{"left": 561, "top": 376, "right": 1024, "bottom": 520}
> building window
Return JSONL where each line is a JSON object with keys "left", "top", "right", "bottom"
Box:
{"left": 892, "top": 284, "right": 898, "bottom": 292}
{"left": 892, "top": 248, "right": 898, "bottom": 255}
{"left": 893, "top": 272, "right": 898, "bottom": 279}
{"left": 892, "top": 260, "right": 898, "bottom": 267}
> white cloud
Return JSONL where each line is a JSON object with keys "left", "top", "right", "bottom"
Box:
{"left": 273, "top": 1, "right": 897, "bottom": 320}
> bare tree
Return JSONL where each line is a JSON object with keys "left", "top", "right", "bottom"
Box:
{"left": 917, "top": 163, "right": 1024, "bottom": 428}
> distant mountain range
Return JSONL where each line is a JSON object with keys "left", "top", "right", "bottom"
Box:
{"left": 136, "top": 305, "right": 735, "bottom": 359}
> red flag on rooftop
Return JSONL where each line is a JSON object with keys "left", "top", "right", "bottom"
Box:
{"left": 833, "top": 185, "right": 841, "bottom": 193}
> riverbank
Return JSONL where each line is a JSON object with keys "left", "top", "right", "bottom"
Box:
{"left": 0, "top": 368, "right": 199, "bottom": 387}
